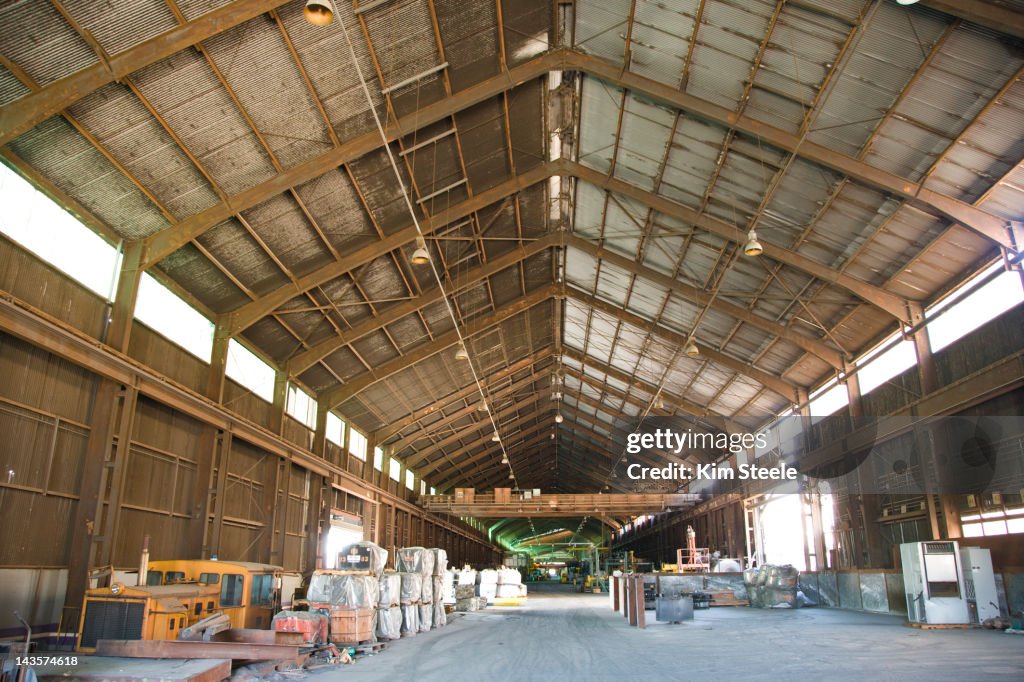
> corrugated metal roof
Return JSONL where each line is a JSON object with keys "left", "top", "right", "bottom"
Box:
{"left": 2, "top": 0, "right": 1020, "bottom": 496}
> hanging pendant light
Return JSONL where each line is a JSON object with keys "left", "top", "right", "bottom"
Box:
{"left": 501, "top": 455, "right": 508, "bottom": 464}
{"left": 744, "top": 229, "right": 763, "bottom": 257}
{"left": 555, "top": 413, "right": 564, "bottom": 424}
{"left": 411, "top": 236, "right": 430, "bottom": 265}
{"left": 477, "top": 400, "right": 488, "bottom": 412}
{"left": 304, "top": 0, "right": 335, "bottom": 25}
{"left": 491, "top": 432, "right": 500, "bottom": 442}
{"left": 685, "top": 338, "right": 700, "bottom": 357}
{"left": 455, "top": 344, "right": 469, "bottom": 361}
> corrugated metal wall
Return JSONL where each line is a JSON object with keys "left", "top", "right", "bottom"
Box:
{"left": 0, "top": 238, "right": 500, "bottom": 581}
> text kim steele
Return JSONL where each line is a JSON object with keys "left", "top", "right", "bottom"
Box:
{"left": 626, "top": 462, "right": 797, "bottom": 481}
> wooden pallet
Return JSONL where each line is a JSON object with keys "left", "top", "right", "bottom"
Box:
{"left": 904, "top": 621, "right": 972, "bottom": 630}
{"left": 351, "top": 642, "right": 387, "bottom": 655}
{"left": 707, "top": 591, "right": 749, "bottom": 607}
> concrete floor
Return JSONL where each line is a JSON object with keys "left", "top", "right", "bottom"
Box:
{"left": 310, "top": 583, "right": 1024, "bottom": 681}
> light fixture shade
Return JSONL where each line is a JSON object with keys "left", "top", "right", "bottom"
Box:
{"left": 501, "top": 456, "right": 508, "bottom": 464}
{"left": 685, "top": 338, "right": 700, "bottom": 357}
{"left": 555, "top": 413, "right": 564, "bottom": 424}
{"left": 304, "top": 0, "right": 335, "bottom": 25}
{"left": 744, "top": 229, "right": 763, "bottom": 256}
{"left": 476, "top": 400, "right": 487, "bottom": 412}
{"left": 550, "top": 433, "right": 555, "bottom": 440}
{"left": 454, "top": 344, "right": 469, "bottom": 361}
{"left": 491, "top": 432, "right": 500, "bottom": 442}
{"left": 411, "top": 236, "right": 430, "bottom": 265}
{"left": 896, "top": 0, "right": 919, "bottom": 4}
{"left": 508, "top": 473, "right": 515, "bottom": 479}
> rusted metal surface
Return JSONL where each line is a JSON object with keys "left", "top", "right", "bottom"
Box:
{"left": 34, "top": 656, "right": 231, "bottom": 682}
{"left": 0, "top": 1, "right": 293, "bottom": 145}
{"left": 95, "top": 638, "right": 304, "bottom": 662}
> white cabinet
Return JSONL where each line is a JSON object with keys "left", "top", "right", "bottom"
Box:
{"left": 901, "top": 541, "right": 970, "bottom": 625}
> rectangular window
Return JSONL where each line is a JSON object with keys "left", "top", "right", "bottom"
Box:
{"left": 856, "top": 337, "right": 917, "bottom": 395}
{"left": 164, "top": 571, "right": 185, "bottom": 583}
{"left": 405, "top": 469, "right": 414, "bottom": 490}
{"left": 199, "top": 572, "right": 219, "bottom": 585}
{"left": 0, "top": 164, "right": 120, "bottom": 299}
{"left": 226, "top": 340, "right": 275, "bottom": 402}
{"left": 135, "top": 273, "right": 214, "bottom": 362}
{"left": 286, "top": 384, "right": 317, "bottom": 430}
{"left": 420, "top": 480, "right": 426, "bottom": 495}
{"left": 927, "top": 264, "right": 1024, "bottom": 352}
{"left": 326, "top": 412, "right": 345, "bottom": 447}
{"left": 250, "top": 574, "right": 273, "bottom": 606}
{"left": 389, "top": 458, "right": 401, "bottom": 482}
{"left": 220, "top": 574, "right": 244, "bottom": 607}
{"left": 807, "top": 381, "right": 848, "bottom": 417}
{"left": 374, "top": 447, "right": 383, "bottom": 471}
{"left": 146, "top": 571, "right": 163, "bottom": 586}
{"left": 430, "top": 487, "right": 436, "bottom": 495}
{"left": 349, "top": 429, "right": 368, "bottom": 461}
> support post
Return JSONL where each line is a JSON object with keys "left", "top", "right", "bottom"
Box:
{"left": 63, "top": 243, "right": 143, "bottom": 617}
{"left": 270, "top": 370, "right": 287, "bottom": 435}
{"left": 909, "top": 303, "right": 961, "bottom": 540}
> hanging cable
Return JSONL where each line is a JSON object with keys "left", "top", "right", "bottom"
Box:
{"left": 335, "top": 13, "right": 519, "bottom": 486}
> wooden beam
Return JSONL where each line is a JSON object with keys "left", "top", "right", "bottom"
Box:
{"left": 408, "top": 391, "right": 549, "bottom": 472}
{"left": 566, "top": 161, "right": 914, "bottom": 322}
{"left": 388, "top": 368, "right": 551, "bottom": 455}
{"left": 139, "top": 51, "right": 568, "bottom": 269}
{"left": 565, "top": 233, "right": 845, "bottom": 368}
{"left": 568, "top": 287, "right": 798, "bottom": 399}
{"left": 921, "top": 0, "right": 1024, "bottom": 39}
{"left": 320, "top": 284, "right": 558, "bottom": 409}
{"left": 0, "top": 0, "right": 292, "bottom": 145}
{"left": 374, "top": 350, "right": 553, "bottom": 443}
{"left": 561, "top": 51, "right": 1021, "bottom": 254}
{"left": 285, "top": 234, "right": 559, "bottom": 373}
{"left": 221, "top": 163, "right": 559, "bottom": 335}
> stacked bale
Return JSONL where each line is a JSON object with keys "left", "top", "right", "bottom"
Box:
{"left": 442, "top": 569, "right": 456, "bottom": 605}
{"left": 496, "top": 568, "right": 527, "bottom": 600}
{"left": 430, "top": 549, "right": 447, "bottom": 628}
{"left": 743, "top": 564, "right": 800, "bottom": 608}
{"left": 376, "top": 571, "right": 402, "bottom": 641}
{"left": 306, "top": 572, "right": 379, "bottom": 644}
{"left": 339, "top": 540, "right": 388, "bottom": 578}
{"left": 454, "top": 583, "right": 477, "bottom": 611}
{"left": 478, "top": 568, "right": 498, "bottom": 602}
{"left": 419, "top": 572, "right": 434, "bottom": 632}
{"left": 399, "top": 572, "right": 422, "bottom": 637}
{"left": 396, "top": 546, "right": 435, "bottom": 576}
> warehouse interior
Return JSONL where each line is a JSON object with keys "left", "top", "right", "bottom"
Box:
{"left": 0, "top": 0, "right": 1023, "bottom": 679}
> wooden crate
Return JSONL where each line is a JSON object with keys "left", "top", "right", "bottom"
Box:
{"left": 329, "top": 608, "right": 375, "bottom": 645}
{"left": 454, "top": 487, "right": 475, "bottom": 503}
{"left": 494, "top": 487, "right": 511, "bottom": 503}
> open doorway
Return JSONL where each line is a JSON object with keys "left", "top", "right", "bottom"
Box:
{"left": 755, "top": 488, "right": 835, "bottom": 571}
{"left": 324, "top": 513, "right": 363, "bottom": 569}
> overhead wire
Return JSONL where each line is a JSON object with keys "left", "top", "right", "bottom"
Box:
{"left": 335, "top": 11, "right": 521, "bottom": 487}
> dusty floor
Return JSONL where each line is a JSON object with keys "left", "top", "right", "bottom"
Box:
{"left": 309, "top": 582, "right": 1024, "bottom": 681}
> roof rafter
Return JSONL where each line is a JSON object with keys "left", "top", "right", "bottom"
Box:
{"left": 565, "top": 234, "right": 845, "bottom": 368}
{"left": 374, "top": 349, "right": 553, "bottom": 443}
{"left": 567, "top": 287, "right": 797, "bottom": 399}
{"left": 561, "top": 51, "right": 1021, "bottom": 254}
{"left": 285, "top": 234, "right": 559, "bottom": 374}
{"left": 0, "top": 0, "right": 294, "bottom": 145}
{"left": 320, "top": 284, "right": 557, "bottom": 409}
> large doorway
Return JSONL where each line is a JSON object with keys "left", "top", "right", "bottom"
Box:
{"left": 324, "top": 512, "right": 363, "bottom": 569}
